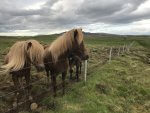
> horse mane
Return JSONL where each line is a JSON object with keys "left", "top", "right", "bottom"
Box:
{"left": 27, "top": 40, "right": 44, "bottom": 65}
{"left": 1, "top": 40, "right": 44, "bottom": 73}
{"left": 46, "top": 29, "right": 83, "bottom": 62}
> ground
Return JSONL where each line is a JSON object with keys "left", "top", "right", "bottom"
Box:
{"left": 0, "top": 35, "right": 150, "bottom": 113}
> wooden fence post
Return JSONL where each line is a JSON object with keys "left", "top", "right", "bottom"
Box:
{"left": 128, "top": 41, "right": 135, "bottom": 52}
{"left": 127, "top": 44, "right": 130, "bottom": 53}
{"left": 124, "top": 44, "right": 126, "bottom": 52}
{"left": 84, "top": 60, "right": 88, "bottom": 83}
{"left": 118, "top": 47, "right": 120, "bottom": 56}
{"left": 109, "top": 47, "right": 112, "bottom": 63}
{"left": 122, "top": 44, "right": 125, "bottom": 53}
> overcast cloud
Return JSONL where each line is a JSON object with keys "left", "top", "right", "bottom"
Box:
{"left": 0, "top": 0, "right": 150, "bottom": 36}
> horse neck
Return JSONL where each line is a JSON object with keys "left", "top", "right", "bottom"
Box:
{"left": 25, "top": 53, "right": 32, "bottom": 67}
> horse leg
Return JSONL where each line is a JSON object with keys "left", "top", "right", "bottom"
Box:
{"left": 12, "top": 75, "right": 20, "bottom": 107}
{"left": 76, "top": 65, "right": 79, "bottom": 82}
{"left": 69, "top": 66, "right": 73, "bottom": 80}
{"left": 51, "top": 73, "right": 57, "bottom": 97}
{"left": 46, "top": 70, "right": 50, "bottom": 86}
{"left": 79, "top": 62, "right": 82, "bottom": 74}
{"left": 62, "top": 71, "right": 67, "bottom": 95}
{"left": 25, "top": 73, "right": 32, "bottom": 100}
{"left": 18, "top": 77, "right": 24, "bottom": 98}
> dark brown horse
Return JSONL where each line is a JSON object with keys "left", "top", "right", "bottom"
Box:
{"left": 1, "top": 40, "right": 45, "bottom": 106}
{"left": 69, "top": 47, "right": 88, "bottom": 81}
{"left": 69, "top": 55, "right": 82, "bottom": 81}
{"left": 44, "top": 28, "right": 89, "bottom": 97}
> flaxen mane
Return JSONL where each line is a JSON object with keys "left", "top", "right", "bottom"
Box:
{"left": 1, "top": 40, "right": 44, "bottom": 73}
{"left": 46, "top": 29, "right": 83, "bottom": 62}
{"left": 27, "top": 40, "right": 44, "bottom": 65}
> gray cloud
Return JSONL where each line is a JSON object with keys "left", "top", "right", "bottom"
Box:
{"left": 77, "top": 0, "right": 149, "bottom": 23}
{"left": 0, "top": 0, "right": 150, "bottom": 35}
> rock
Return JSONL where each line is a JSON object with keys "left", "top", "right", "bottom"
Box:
{"left": 29, "top": 96, "right": 33, "bottom": 101}
{"left": 30, "top": 103, "right": 38, "bottom": 111}
{"left": 12, "top": 101, "right": 17, "bottom": 108}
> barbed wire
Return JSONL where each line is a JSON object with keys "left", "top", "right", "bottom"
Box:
{"left": 3, "top": 87, "right": 52, "bottom": 113}
{"left": 0, "top": 77, "right": 45, "bottom": 98}
{"left": 0, "top": 43, "right": 134, "bottom": 113}
{"left": 0, "top": 41, "right": 134, "bottom": 74}
{"left": 1, "top": 62, "right": 101, "bottom": 113}
{"left": 2, "top": 57, "right": 112, "bottom": 113}
{"left": 0, "top": 59, "right": 67, "bottom": 74}
{"left": 0, "top": 44, "right": 133, "bottom": 98}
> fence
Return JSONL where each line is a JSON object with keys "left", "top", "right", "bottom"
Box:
{"left": 108, "top": 42, "right": 135, "bottom": 63}
{"left": 0, "top": 41, "right": 135, "bottom": 113}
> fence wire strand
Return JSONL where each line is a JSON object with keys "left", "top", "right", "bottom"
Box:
{"left": 0, "top": 44, "right": 133, "bottom": 99}
{"left": 0, "top": 42, "right": 134, "bottom": 113}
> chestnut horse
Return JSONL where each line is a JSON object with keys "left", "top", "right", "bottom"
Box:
{"left": 44, "top": 28, "right": 89, "bottom": 97}
{"left": 1, "top": 40, "right": 44, "bottom": 106}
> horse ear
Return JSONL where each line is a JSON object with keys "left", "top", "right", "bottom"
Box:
{"left": 27, "top": 42, "right": 32, "bottom": 50}
{"left": 74, "top": 29, "right": 78, "bottom": 39}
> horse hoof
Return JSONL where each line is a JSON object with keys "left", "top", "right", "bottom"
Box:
{"left": 12, "top": 101, "right": 17, "bottom": 108}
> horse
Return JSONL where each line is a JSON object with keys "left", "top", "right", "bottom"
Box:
{"left": 69, "top": 47, "right": 89, "bottom": 81}
{"left": 44, "top": 28, "right": 89, "bottom": 97}
{"left": 1, "top": 40, "right": 45, "bottom": 106}
{"left": 69, "top": 55, "right": 82, "bottom": 81}
{"left": 44, "top": 44, "right": 84, "bottom": 82}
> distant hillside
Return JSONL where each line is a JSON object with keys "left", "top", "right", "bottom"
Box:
{"left": 84, "top": 32, "right": 120, "bottom": 38}
{"left": 0, "top": 32, "right": 150, "bottom": 39}
{"left": 84, "top": 32, "right": 150, "bottom": 38}
{"left": 32, "top": 32, "right": 150, "bottom": 39}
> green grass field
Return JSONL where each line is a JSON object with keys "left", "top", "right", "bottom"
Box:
{"left": 0, "top": 35, "right": 150, "bottom": 113}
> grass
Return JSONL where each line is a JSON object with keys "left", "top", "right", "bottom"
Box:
{"left": 0, "top": 35, "right": 150, "bottom": 113}
{"left": 38, "top": 53, "right": 150, "bottom": 113}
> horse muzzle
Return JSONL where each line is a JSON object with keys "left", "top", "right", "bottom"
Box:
{"left": 82, "top": 55, "right": 89, "bottom": 60}
{"left": 36, "top": 64, "right": 45, "bottom": 72}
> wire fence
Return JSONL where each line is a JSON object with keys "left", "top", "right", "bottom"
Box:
{"left": 0, "top": 42, "right": 135, "bottom": 113}
{"left": 0, "top": 59, "right": 67, "bottom": 74}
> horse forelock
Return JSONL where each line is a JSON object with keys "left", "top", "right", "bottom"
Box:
{"left": 27, "top": 40, "right": 44, "bottom": 65}
{"left": 76, "top": 29, "right": 84, "bottom": 45}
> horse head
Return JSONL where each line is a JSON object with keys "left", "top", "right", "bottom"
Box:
{"left": 26, "top": 40, "right": 45, "bottom": 72}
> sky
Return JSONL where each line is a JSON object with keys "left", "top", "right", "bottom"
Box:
{"left": 0, "top": 0, "right": 150, "bottom": 36}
